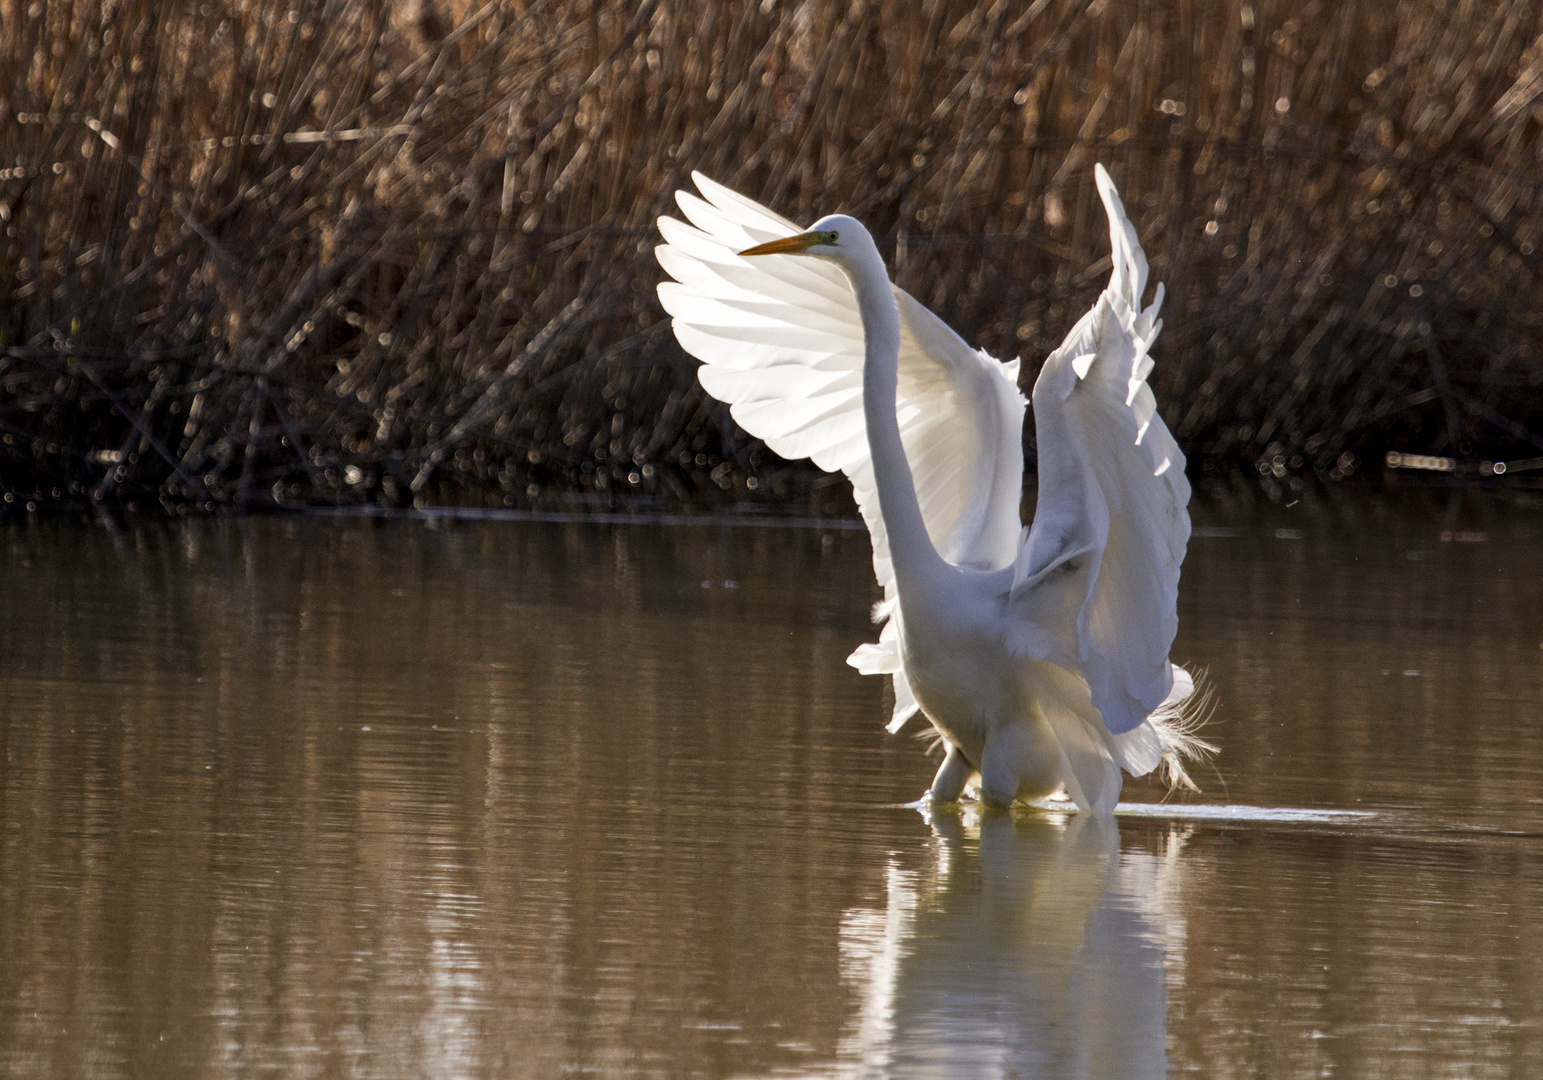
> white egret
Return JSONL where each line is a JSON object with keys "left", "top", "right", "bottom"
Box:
{"left": 654, "top": 167, "right": 1210, "bottom": 814}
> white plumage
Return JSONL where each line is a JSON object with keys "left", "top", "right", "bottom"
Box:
{"left": 656, "top": 167, "right": 1209, "bottom": 813}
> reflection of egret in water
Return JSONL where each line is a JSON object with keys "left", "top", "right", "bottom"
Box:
{"left": 837, "top": 810, "right": 1189, "bottom": 1079}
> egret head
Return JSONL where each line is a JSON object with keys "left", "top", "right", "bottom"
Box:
{"left": 738, "top": 214, "right": 871, "bottom": 262}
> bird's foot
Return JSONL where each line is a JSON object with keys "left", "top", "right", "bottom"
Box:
{"left": 978, "top": 786, "right": 1017, "bottom": 810}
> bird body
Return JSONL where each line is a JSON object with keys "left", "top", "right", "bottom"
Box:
{"left": 656, "top": 169, "right": 1209, "bottom": 814}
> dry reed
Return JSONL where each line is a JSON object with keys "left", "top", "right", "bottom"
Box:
{"left": 2, "top": 0, "right": 1542, "bottom": 514}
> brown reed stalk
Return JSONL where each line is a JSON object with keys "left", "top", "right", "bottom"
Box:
{"left": 1, "top": 0, "right": 1541, "bottom": 515}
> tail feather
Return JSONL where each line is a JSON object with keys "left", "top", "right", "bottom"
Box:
{"left": 1146, "top": 665, "right": 1217, "bottom": 792}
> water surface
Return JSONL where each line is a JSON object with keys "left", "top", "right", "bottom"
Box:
{"left": 2, "top": 488, "right": 1541, "bottom": 1077}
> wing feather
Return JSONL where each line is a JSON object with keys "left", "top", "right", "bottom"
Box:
{"left": 656, "top": 173, "right": 1027, "bottom": 730}
{"left": 1008, "top": 164, "right": 1192, "bottom": 737}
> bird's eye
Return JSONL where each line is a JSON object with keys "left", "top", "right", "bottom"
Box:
{"left": 821, "top": 230, "right": 839, "bottom": 244}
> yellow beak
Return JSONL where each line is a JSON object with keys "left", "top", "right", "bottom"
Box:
{"left": 738, "top": 232, "right": 821, "bottom": 257}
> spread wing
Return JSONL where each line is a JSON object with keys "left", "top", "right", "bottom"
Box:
{"left": 1007, "top": 164, "right": 1192, "bottom": 737}
{"left": 655, "top": 173, "right": 1026, "bottom": 730}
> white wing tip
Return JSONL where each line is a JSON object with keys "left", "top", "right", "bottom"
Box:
{"left": 1093, "top": 163, "right": 1123, "bottom": 215}
{"left": 689, "top": 170, "right": 720, "bottom": 200}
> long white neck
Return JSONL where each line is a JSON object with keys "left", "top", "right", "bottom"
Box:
{"left": 842, "top": 248, "right": 950, "bottom": 597}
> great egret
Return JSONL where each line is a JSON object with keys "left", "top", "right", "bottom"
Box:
{"left": 655, "top": 167, "right": 1210, "bottom": 814}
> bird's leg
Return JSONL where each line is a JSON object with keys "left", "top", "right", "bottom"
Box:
{"left": 978, "top": 724, "right": 1030, "bottom": 809}
{"left": 926, "top": 742, "right": 974, "bottom": 803}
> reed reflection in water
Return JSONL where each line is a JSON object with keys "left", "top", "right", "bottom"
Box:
{"left": 1, "top": 490, "right": 1541, "bottom": 1078}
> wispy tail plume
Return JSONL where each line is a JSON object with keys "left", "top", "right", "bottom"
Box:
{"left": 1149, "top": 667, "right": 1218, "bottom": 793}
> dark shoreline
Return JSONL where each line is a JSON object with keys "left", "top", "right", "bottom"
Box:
{"left": 3, "top": 1, "right": 1542, "bottom": 515}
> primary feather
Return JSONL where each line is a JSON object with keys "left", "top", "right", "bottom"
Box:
{"left": 655, "top": 167, "right": 1210, "bottom": 811}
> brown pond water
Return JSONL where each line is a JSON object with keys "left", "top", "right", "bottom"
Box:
{"left": 2, "top": 488, "right": 1542, "bottom": 1079}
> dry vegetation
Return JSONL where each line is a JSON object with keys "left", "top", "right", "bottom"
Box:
{"left": 2, "top": 0, "right": 1542, "bottom": 514}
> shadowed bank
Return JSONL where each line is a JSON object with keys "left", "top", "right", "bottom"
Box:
{"left": 2, "top": 0, "right": 1542, "bottom": 514}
